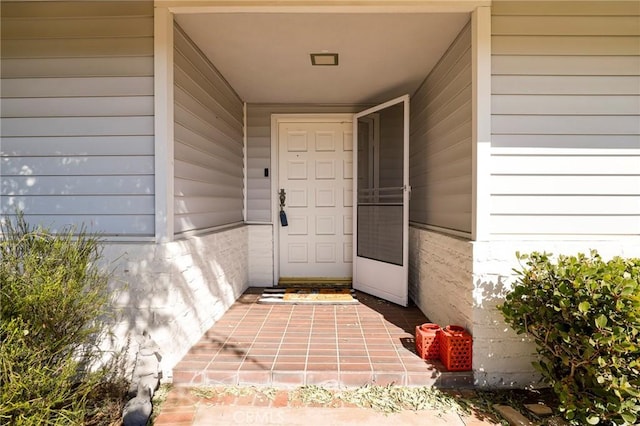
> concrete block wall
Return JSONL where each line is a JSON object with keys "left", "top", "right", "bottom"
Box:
{"left": 409, "top": 226, "right": 474, "bottom": 333}
{"left": 472, "top": 239, "right": 640, "bottom": 388}
{"left": 409, "top": 226, "right": 640, "bottom": 387}
{"left": 248, "top": 224, "right": 274, "bottom": 286}
{"left": 100, "top": 226, "right": 249, "bottom": 379}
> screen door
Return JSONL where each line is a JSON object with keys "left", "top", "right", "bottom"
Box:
{"left": 353, "top": 95, "right": 410, "bottom": 306}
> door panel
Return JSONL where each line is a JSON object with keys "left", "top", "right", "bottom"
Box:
{"left": 353, "top": 95, "right": 410, "bottom": 306}
{"left": 278, "top": 121, "right": 353, "bottom": 280}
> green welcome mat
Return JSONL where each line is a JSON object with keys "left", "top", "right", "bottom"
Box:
{"left": 258, "top": 288, "right": 358, "bottom": 305}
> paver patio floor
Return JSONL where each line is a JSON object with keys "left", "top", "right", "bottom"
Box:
{"left": 172, "top": 288, "right": 471, "bottom": 388}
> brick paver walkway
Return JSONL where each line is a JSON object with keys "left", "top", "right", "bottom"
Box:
{"left": 172, "top": 288, "right": 471, "bottom": 388}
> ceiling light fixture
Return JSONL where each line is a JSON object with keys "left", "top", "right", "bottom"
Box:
{"left": 310, "top": 53, "right": 339, "bottom": 66}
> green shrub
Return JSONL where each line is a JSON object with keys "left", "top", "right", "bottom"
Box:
{"left": 499, "top": 251, "right": 640, "bottom": 425}
{"left": 0, "top": 214, "right": 114, "bottom": 425}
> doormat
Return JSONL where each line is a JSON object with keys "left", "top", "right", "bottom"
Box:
{"left": 258, "top": 288, "right": 358, "bottom": 305}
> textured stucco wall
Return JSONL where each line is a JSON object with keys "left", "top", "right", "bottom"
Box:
{"left": 100, "top": 226, "right": 249, "bottom": 378}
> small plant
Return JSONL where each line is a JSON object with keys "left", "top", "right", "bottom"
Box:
{"left": 499, "top": 251, "right": 640, "bottom": 425}
{"left": 0, "top": 213, "right": 116, "bottom": 425}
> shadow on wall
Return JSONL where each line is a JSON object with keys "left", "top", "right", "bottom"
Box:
{"left": 0, "top": 157, "right": 155, "bottom": 236}
{"left": 100, "top": 227, "right": 249, "bottom": 379}
{"left": 472, "top": 274, "right": 540, "bottom": 388}
{"left": 473, "top": 275, "right": 509, "bottom": 309}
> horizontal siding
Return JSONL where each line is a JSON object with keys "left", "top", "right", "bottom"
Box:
{"left": 174, "top": 124, "right": 242, "bottom": 165}
{"left": 1, "top": 77, "right": 154, "bottom": 97}
{"left": 491, "top": 175, "right": 639, "bottom": 196}
{"left": 492, "top": 135, "right": 640, "bottom": 150}
{"left": 493, "top": 76, "right": 640, "bottom": 95}
{"left": 245, "top": 104, "right": 362, "bottom": 223}
{"left": 0, "top": 1, "right": 152, "bottom": 18}
{"left": 2, "top": 117, "right": 153, "bottom": 136}
{"left": 492, "top": 196, "right": 640, "bottom": 215}
{"left": 490, "top": 216, "right": 640, "bottom": 236}
{"left": 0, "top": 1, "right": 154, "bottom": 237}
{"left": 492, "top": 16, "right": 640, "bottom": 36}
{"left": 492, "top": 95, "right": 640, "bottom": 115}
{"left": 173, "top": 23, "right": 244, "bottom": 235}
{"left": 1, "top": 136, "right": 154, "bottom": 156}
{"left": 2, "top": 195, "right": 154, "bottom": 215}
{"left": 492, "top": 155, "right": 640, "bottom": 175}
{"left": 174, "top": 196, "right": 242, "bottom": 216}
{"left": 1, "top": 156, "right": 153, "bottom": 176}
{"left": 9, "top": 214, "right": 154, "bottom": 235}
{"left": 1, "top": 97, "right": 154, "bottom": 117}
{"left": 3, "top": 176, "right": 153, "bottom": 195}
{"left": 492, "top": 1, "right": 640, "bottom": 16}
{"left": 409, "top": 21, "right": 472, "bottom": 234}
{"left": 1, "top": 57, "right": 153, "bottom": 78}
{"left": 492, "top": 36, "right": 640, "bottom": 56}
{"left": 492, "top": 116, "right": 640, "bottom": 135}
{"left": 2, "top": 17, "right": 154, "bottom": 39}
{"left": 493, "top": 56, "right": 640, "bottom": 76}
{"left": 2, "top": 38, "right": 153, "bottom": 58}
{"left": 491, "top": 1, "right": 640, "bottom": 237}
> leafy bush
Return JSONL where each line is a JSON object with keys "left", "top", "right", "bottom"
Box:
{"left": 0, "top": 214, "right": 115, "bottom": 425}
{"left": 499, "top": 251, "right": 640, "bottom": 425}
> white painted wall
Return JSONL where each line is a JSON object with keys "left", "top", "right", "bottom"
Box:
{"left": 101, "top": 226, "right": 249, "bottom": 378}
{"left": 248, "top": 224, "right": 274, "bottom": 286}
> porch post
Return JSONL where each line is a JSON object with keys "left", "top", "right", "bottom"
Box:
{"left": 154, "top": 6, "right": 175, "bottom": 242}
{"left": 471, "top": 6, "right": 492, "bottom": 241}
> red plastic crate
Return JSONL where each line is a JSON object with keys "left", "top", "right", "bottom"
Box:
{"left": 415, "top": 323, "right": 441, "bottom": 360}
{"left": 439, "top": 325, "right": 472, "bottom": 371}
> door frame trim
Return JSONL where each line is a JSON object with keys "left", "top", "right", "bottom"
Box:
{"left": 270, "top": 113, "right": 354, "bottom": 286}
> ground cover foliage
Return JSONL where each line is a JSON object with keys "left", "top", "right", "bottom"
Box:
{"left": 499, "top": 251, "right": 640, "bottom": 425}
{"left": 0, "top": 214, "right": 125, "bottom": 425}
{"left": 183, "top": 383, "right": 507, "bottom": 422}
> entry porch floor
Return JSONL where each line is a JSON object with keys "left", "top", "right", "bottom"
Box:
{"left": 172, "top": 288, "right": 472, "bottom": 388}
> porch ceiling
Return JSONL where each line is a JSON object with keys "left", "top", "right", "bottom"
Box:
{"left": 174, "top": 12, "right": 470, "bottom": 104}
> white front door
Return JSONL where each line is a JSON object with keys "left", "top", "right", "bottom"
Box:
{"left": 277, "top": 118, "right": 353, "bottom": 280}
{"left": 353, "top": 95, "right": 410, "bottom": 306}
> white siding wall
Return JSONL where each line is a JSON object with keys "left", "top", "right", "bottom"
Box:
{"left": 245, "top": 104, "right": 363, "bottom": 223}
{"left": 491, "top": 1, "right": 640, "bottom": 237}
{"left": 409, "top": 21, "right": 473, "bottom": 235}
{"left": 173, "top": 24, "right": 244, "bottom": 235}
{"left": 0, "top": 1, "right": 155, "bottom": 237}
{"left": 468, "top": 1, "right": 640, "bottom": 388}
